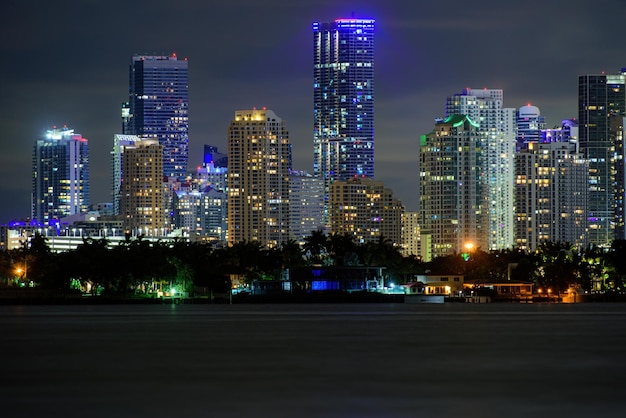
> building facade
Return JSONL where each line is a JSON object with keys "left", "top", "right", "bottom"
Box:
{"left": 514, "top": 141, "right": 589, "bottom": 250}
{"left": 111, "top": 134, "right": 141, "bottom": 215}
{"left": 124, "top": 54, "right": 189, "bottom": 180}
{"left": 446, "top": 88, "right": 516, "bottom": 251}
{"left": 516, "top": 104, "right": 546, "bottom": 151}
{"left": 227, "top": 109, "right": 291, "bottom": 248}
{"left": 541, "top": 119, "right": 579, "bottom": 144}
{"left": 329, "top": 177, "right": 403, "bottom": 246}
{"left": 120, "top": 139, "right": 166, "bottom": 236}
{"left": 313, "top": 18, "right": 375, "bottom": 217}
{"left": 578, "top": 70, "right": 626, "bottom": 246}
{"left": 289, "top": 170, "right": 325, "bottom": 244}
{"left": 174, "top": 186, "right": 227, "bottom": 243}
{"left": 419, "top": 115, "right": 485, "bottom": 259}
{"left": 32, "top": 126, "right": 89, "bottom": 224}
{"left": 400, "top": 211, "right": 420, "bottom": 257}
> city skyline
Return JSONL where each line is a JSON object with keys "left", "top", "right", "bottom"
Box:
{"left": 2, "top": 0, "right": 626, "bottom": 223}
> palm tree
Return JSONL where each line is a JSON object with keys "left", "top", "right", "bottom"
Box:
{"left": 279, "top": 239, "right": 304, "bottom": 270}
{"left": 327, "top": 232, "right": 357, "bottom": 266}
{"left": 303, "top": 228, "right": 328, "bottom": 265}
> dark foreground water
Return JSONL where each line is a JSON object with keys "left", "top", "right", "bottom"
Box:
{"left": 2, "top": 303, "right": 626, "bottom": 418}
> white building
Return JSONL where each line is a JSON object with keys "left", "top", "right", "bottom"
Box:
{"left": 446, "top": 88, "right": 516, "bottom": 251}
{"left": 289, "top": 170, "right": 324, "bottom": 244}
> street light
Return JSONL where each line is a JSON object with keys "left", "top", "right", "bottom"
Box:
{"left": 15, "top": 264, "right": 27, "bottom": 286}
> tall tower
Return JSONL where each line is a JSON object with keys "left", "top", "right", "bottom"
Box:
{"left": 120, "top": 139, "right": 166, "bottom": 236}
{"left": 419, "top": 115, "right": 484, "bottom": 259}
{"left": 32, "top": 126, "right": 89, "bottom": 224}
{"left": 579, "top": 69, "right": 626, "bottom": 246}
{"left": 227, "top": 109, "right": 291, "bottom": 248}
{"left": 446, "top": 88, "right": 516, "bottom": 251}
{"left": 124, "top": 53, "right": 189, "bottom": 180}
{"left": 313, "top": 18, "right": 375, "bottom": 216}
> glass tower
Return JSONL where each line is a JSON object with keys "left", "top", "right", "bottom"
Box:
{"left": 32, "top": 126, "right": 89, "bottom": 224}
{"left": 313, "top": 18, "right": 375, "bottom": 216}
{"left": 578, "top": 70, "right": 626, "bottom": 246}
{"left": 124, "top": 54, "right": 189, "bottom": 180}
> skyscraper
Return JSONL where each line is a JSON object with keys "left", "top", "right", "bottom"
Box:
{"left": 514, "top": 141, "right": 588, "bottom": 251}
{"left": 111, "top": 134, "right": 141, "bottom": 216}
{"left": 578, "top": 70, "right": 626, "bottom": 246}
{"left": 419, "top": 115, "right": 484, "bottom": 259}
{"left": 446, "top": 88, "right": 516, "bottom": 251}
{"left": 313, "top": 18, "right": 375, "bottom": 215}
{"left": 124, "top": 53, "right": 189, "bottom": 180}
{"left": 32, "top": 126, "right": 89, "bottom": 224}
{"left": 227, "top": 109, "right": 291, "bottom": 248}
{"left": 120, "top": 139, "right": 166, "bottom": 236}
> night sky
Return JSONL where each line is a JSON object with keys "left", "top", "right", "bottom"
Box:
{"left": 2, "top": 0, "right": 625, "bottom": 224}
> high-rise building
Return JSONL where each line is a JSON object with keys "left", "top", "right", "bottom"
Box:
{"left": 313, "top": 18, "right": 375, "bottom": 216}
{"left": 514, "top": 141, "right": 588, "bottom": 251}
{"left": 111, "top": 134, "right": 141, "bottom": 216}
{"left": 579, "top": 70, "right": 626, "bottom": 246}
{"left": 227, "top": 109, "right": 291, "bottom": 248}
{"left": 611, "top": 115, "right": 626, "bottom": 240}
{"left": 329, "top": 177, "right": 404, "bottom": 246}
{"left": 400, "top": 211, "right": 420, "bottom": 257}
{"left": 124, "top": 54, "right": 189, "bottom": 180}
{"left": 120, "top": 139, "right": 166, "bottom": 236}
{"left": 516, "top": 104, "right": 546, "bottom": 150}
{"left": 32, "top": 126, "right": 89, "bottom": 224}
{"left": 446, "top": 88, "right": 516, "bottom": 251}
{"left": 419, "top": 115, "right": 485, "bottom": 259}
{"left": 289, "top": 170, "right": 325, "bottom": 244}
{"left": 174, "top": 186, "right": 227, "bottom": 243}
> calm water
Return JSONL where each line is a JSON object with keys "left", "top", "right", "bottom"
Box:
{"left": 2, "top": 302, "right": 626, "bottom": 418}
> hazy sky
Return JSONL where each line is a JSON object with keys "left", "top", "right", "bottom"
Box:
{"left": 2, "top": 0, "right": 625, "bottom": 223}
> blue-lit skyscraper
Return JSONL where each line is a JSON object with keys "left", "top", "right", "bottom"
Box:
{"left": 313, "top": 18, "right": 375, "bottom": 216}
{"left": 124, "top": 53, "right": 189, "bottom": 180}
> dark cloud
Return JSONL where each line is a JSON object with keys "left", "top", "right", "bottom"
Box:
{"left": 2, "top": 0, "right": 626, "bottom": 221}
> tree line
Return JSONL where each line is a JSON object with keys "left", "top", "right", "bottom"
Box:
{"left": 2, "top": 231, "right": 626, "bottom": 296}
